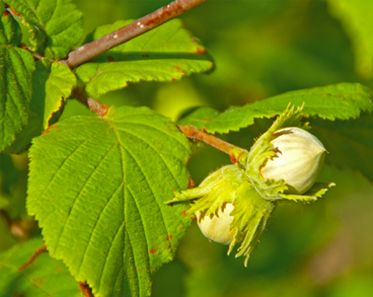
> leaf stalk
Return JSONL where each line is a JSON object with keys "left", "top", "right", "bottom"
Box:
{"left": 178, "top": 125, "right": 246, "bottom": 162}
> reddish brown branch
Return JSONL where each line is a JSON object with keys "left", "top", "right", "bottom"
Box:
{"left": 65, "top": 0, "right": 208, "bottom": 68}
{"left": 71, "top": 88, "right": 110, "bottom": 117}
{"left": 79, "top": 281, "right": 94, "bottom": 297}
{"left": 87, "top": 98, "right": 110, "bottom": 118}
{"left": 178, "top": 125, "right": 244, "bottom": 159}
{"left": 18, "top": 245, "right": 47, "bottom": 272}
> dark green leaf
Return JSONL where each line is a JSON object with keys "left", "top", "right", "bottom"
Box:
{"left": 0, "top": 153, "right": 27, "bottom": 218}
{"left": 0, "top": 214, "right": 17, "bottom": 251}
{"left": 0, "top": 154, "right": 20, "bottom": 213}
{"left": 0, "top": 4, "right": 21, "bottom": 45}
{"left": 0, "top": 237, "right": 81, "bottom": 297}
{"left": 5, "top": 0, "right": 83, "bottom": 58}
{"left": 5, "top": 60, "right": 76, "bottom": 154}
{"left": 327, "top": 0, "right": 373, "bottom": 78}
{"left": 311, "top": 112, "right": 373, "bottom": 180}
{"left": 0, "top": 153, "right": 18, "bottom": 199}
{"left": 75, "top": 19, "right": 214, "bottom": 99}
{"left": 28, "top": 106, "right": 192, "bottom": 297}
{"left": 0, "top": 7, "right": 35, "bottom": 152}
{"left": 3, "top": 59, "right": 49, "bottom": 153}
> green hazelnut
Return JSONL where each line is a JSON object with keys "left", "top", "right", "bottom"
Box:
{"left": 261, "top": 127, "right": 326, "bottom": 194}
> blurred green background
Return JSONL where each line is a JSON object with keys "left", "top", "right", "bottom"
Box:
{"left": 2, "top": 0, "right": 373, "bottom": 296}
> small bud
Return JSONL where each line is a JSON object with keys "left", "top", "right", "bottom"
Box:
{"left": 196, "top": 203, "right": 236, "bottom": 245}
{"left": 261, "top": 127, "right": 326, "bottom": 194}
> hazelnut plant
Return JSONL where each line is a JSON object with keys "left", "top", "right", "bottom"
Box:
{"left": 0, "top": 1, "right": 372, "bottom": 297}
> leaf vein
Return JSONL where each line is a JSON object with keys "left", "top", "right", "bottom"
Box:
{"left": 119, "top": 141, "right": 173, "bottom": 255}
{"left": 77, "top": 178, "right": 124, "bottom": 276}
{"left": 51, "top": 130, "right": 116, "bottom": 251}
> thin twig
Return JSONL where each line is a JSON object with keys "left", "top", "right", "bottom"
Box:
{"left": 18, "top": 245, "right": 47, "bottom": 272}
{"left": 71, "top": 87, "right": 89, "bottom": 108}
{"left": 71, "top": 88, "right": 110, "bottom": 117}
{"left": 65, "top": 0, "right": 208, "bottom": 68}
{"left": 178, "top": 125, "right": 246, "bottom": 163}
{"left": 79, "top": 282, "right": 94, "bottom": 297}
{"left": 87, "top": 98, "right": 110, "bottom": 118}
{"left": 32, "top": 53, "right": 44, "bottom": 61}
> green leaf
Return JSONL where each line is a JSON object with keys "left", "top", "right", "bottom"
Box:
{"left": 177, "top": 106, "right": 220, "bottom": 128}
{"left": 0, "top": 196, "right": 8, "bottom": 209}
{"left": 0, "top": 156, "right": 26, "bottom": 244}
{"left": 75, "top": 19, "right": 214, "bottom": 99}
{"left": 5, "top": 0, "right": 83, "bottom": 58}
{"left": 3, "top": 60, "right": 48, "bottom": 154}
{"left": 27, "top": 106, "right": 192, "bottom": 297}
{"left": 0, "top": 214, "right": 17, "bottom": 251}
{"left": 181, "top": 83, "right": 373, "bottom": 134}
{"left": 4, "top": 60, "right": 76, "bottom": 154}
{"left": 0, "top": 153, "right": 27, "bottom": 218}
{"left": 0, "top": 237, "right": 81, "bottom": 297}
{"left": 0, "top": 153, "right": 19, "bottom": 199}
{"left": 311, "top": 113, "right": 373, "bottom": 180}
{"left": 0, "top": 7, "right": 35, "bottom": 152}
{"left": 0, "top": 3, "right": 21, "bottom": 45}
{"left": 44, "top": 62, "right": 76, "bottom": 128}
{"left": 327, "top": 0, "right": 373, "bottom": 78}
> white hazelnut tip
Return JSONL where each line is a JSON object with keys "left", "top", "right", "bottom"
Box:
{"left": 261, "top": 127, "right": 326, "bottom": 194}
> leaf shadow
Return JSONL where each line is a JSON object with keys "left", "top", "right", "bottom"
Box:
{"left": 91, "top": 51, "right": 215, "bottom": 72}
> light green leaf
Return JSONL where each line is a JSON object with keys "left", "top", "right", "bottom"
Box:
{"left": 27, "top": 106, "right": 192, "bottom": 297}
{"left": 180, "top": 83, "right": 373, "bottom": 134}
{"left": 4, "top": 0, "right": 83, "bottom": 58}
{"left": 0, "top": 7, "right": 35, "bottom": 152}
{"left": 44, "top": 62, "right": 76, "bottom": 128}
{"left": 75, "top": 19, "right": 214, "bottom": 99}
{"left": 0, "top": 237, "right": 81, "bottom": 297}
